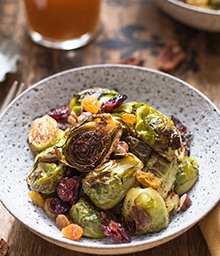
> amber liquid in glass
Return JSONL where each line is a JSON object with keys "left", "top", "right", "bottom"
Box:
{"left": 24, "top": 0, "right": 101, "bottom": 48}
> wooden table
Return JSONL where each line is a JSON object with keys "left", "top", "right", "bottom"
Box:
{"left": 1, "top": 0, "right": 219, "bottom": 255}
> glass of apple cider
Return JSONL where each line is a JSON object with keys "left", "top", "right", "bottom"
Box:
{"left": 23, "top": 0, "right": 101, "bottom": 50}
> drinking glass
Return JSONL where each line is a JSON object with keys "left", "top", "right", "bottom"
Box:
{"left": 23, "top": 0, "right": 101, "bottom": 50}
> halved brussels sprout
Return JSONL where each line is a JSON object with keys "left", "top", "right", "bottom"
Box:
{"left": 174, "top": 156, "right": 199, "bottom": 196}
{"left": 145, "top": 152, "right": 178, "bottom": 199}
{"left": 69, "top": 198, "right": 106, "bottom": 239}
{"left": 112, "top": 101, "right": 182, "bottom": 161}
{"left": 27, "top": 161, "right": 65, "bottom": 194}
{"left": 82, "top": 153, "right": 144, "bottom": 210}
{"left": 28, "top": 115, "right": 64, "bottom": 152}
{"left": 135, "top": 103, "right": 182, "bottom": 161}
{"left": 58, "top": 113, "right": 122, "bottom": 172}
{"left": 122, "top": 187, "right": 169, "bottom": 234}
{"left": 125, "top": 135, "right": 152, "bottom": 164}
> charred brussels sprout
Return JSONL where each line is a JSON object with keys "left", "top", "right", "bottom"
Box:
{"left": 58, "top": 113, "right": 122, "bottom": 172}
{"left": 82, "top": 153, "right": 144, "bottom": 210}
{"left": 145, "top": 152, "right": 178, "bottom": 199}
{"left": 112, "top": 101, "right": 182, "bottom": 161}
{"left": 122, "top": 187, "right": 169, "bottom": 234}
{"left": 28, "top": 115, "right": 64, "bottom": 152}
{"left": 69, "top": 198, "right": 106, "bottom": 239}
{"left": 174, "top": 156, "right": 199, "bottom": 196}
{"left": 27, "top": 161, "right": 65, "bottom": 194}
{"left": 125, "top": 136, "right": 152, "bottom": 164}
{"left": 135, "top": 103, "right": 182, "bottom": 161}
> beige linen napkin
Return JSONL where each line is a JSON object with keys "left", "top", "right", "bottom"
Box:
{"left": 199, "top": 201, "right": 220, "bottom": 256}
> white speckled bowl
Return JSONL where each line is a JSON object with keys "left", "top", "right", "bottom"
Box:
{"left": 155, "top": 0, "right": 220, "bottom": 32}
{"left": 0, "top": 65, "right": 219, "bottom": 255}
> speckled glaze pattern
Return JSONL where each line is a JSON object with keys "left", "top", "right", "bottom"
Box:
{"left": 155, "top": 0, "right": 220, "bottom": 32}
{"left": 0, "top": 65, "right": 219, "bottom": 255}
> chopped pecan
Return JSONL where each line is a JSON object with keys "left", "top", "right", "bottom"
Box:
{"left": 157, "top": 41, "right": 186, "bottom": 72}
{"left": 114, "top": 141, "right": 129, "bottom": 157}
{"left": 114, "top": 56, "right": 143, "bottom": 66}
{"left": 180, "top": 193, "right": 192, "bottom": 211}
{"left": 0, "top": 238, "right": 9, "bottom": 256}
{"left": 56, "top": 214, "right": 71, "bottom": 230}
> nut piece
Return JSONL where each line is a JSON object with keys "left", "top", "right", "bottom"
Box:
{"left": 157, "top": 41, "right": 186, "bottom": 72}
{"left": 180, "top": 193, "right": 192, "bottom": 211}
{"left": 114, "top": 56, "right": 143, "bottom": 66}
{"left": 114, "top": 141, "right": 129, "bottom": 157}
{"left": 56, "top": 214, "right": 71, "bottom": 230}
{"left": 0, "top": 238, "right": 9, "bottom": 256}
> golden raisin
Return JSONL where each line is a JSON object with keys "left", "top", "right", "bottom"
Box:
{"left": 186, "top": 0, "right": 208, "bottom": 6}
{"left": 28, "top": 190, "right": 45, "bottom": 208}
{"left": 61, "top": 223, "right": 83, "bottom": 241}
{"left": 81, "top": 94, "right": 101, "bottom": 114}
{"left": 121, "top": 113, "right": 136, "bottom": 124}
{"left": 136, "top": 170, "right": 161, "bottom": 189}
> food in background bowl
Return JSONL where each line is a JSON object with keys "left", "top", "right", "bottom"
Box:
{"left": 155, "top": 0, "right": 220, "bottom": 32}
{"left": 180, "top": 0, "right": 220, "bottom": 10}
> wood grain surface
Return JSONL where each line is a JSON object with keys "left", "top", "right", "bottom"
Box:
{"left": 1, "top": 0, "right": 219, "bottom": 255}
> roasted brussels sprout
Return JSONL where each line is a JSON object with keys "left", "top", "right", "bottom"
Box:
{"left": 174, "top": 156, "right": 199, "bottom": 196}
{"left": 122, "top": 187, "right": 169, "bottom": 234}
{"left": 58, "top": 113, "right": 122, "bottom": 172}
{"left": 112, "top": 101, "right": 182, "bottom": 161}
{"left": 125, "top": 135, "right": 152, "bottom": 164}
{"left": 28, "top": 115, "right": 64, "bottom": 152}
{"left": 69, "top": 198, "right": 106, "bottom": 239}
{"left": 145, "top": 152, "right": 178, "bottom": 198}
{"left": 82, "top": 153, "right": 144, "bottom": 210}
{"left": 135, "top": 103, "right": 182, "bottom": 161}
{"left": 27, "top": 161, "right": 65, "bottom": 194}
{"left": 69, "top": 87, "right": 119, "bottom": 115}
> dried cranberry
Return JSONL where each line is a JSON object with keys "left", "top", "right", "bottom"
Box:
{"left": 170, "top": 115, "right": 187, "bottom": 133}
{"left": 100, "top": 212, "right": 131, "bottom": 244}
{"left": 49, "top": 197, "right": 71, "bottom": 215}
{"left": 57, "top": 177, "right": 81, "bottom": 203}
{"left": 48, "top": 105, "right": 70, "bottom": 120}
{"left": 101, "top": 93, "right": 127, "bottom": 113}
{"left": 48, "top": 105, "right": 70, "bottom": 130}
{"left": 170, "top": 115, "right": 193, "bottom": 155}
